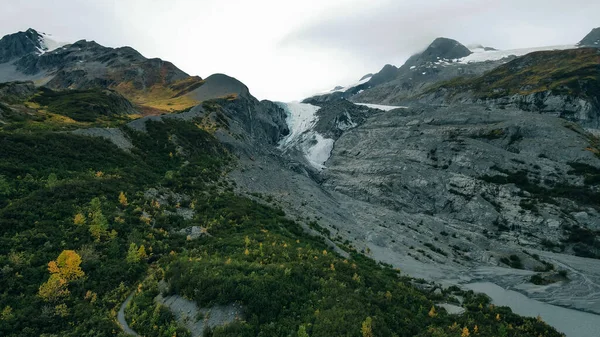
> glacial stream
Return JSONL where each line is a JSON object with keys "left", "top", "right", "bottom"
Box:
{"left": 465, "top": 282, "right": 600, "bottom": 337}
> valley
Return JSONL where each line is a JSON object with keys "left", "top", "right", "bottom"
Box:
{"left": 0, "top": 24, "right": 599, "bottom": 337}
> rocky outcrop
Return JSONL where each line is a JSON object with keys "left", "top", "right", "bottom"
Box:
{"left": 312, "top": 99, "right": 374, "bottom": 139}
{"left": 578, "top": 27, "right": 600, "bottom": 47}
{"left": 186, "top": 73, "right": 250, "bottom": 102}
{"left": 420, "top": 91, "right": 600, "bottom": 129}
{"left": 0, "top": 81, "right": 35, "bottom": 103}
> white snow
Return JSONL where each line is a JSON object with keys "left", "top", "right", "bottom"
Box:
{"left": 35, "top": 31, "right": 69, "bottom": 55}
{"left": 331, "top": 76, "right": 371, "bottom": 93}
{"left": 304, "top": 134, "right": 335, "bottom": 169}
{"left": 277, "top": 102, "right": 335, "bottom": 170}
{"left": 410, "top": 66, "right": 416, "bottom": 70}
{"left": 354, "top": 103, "right": 407, "bottom": 111}
{"left": 277, "top": 102, "right": 320, "bottom": 147}
{"left": 459, "top": 45, "right": 576, "bottom": 64}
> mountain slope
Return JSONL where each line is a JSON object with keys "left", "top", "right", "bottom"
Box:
{"left": 0, "top": 29, "right": 205, "bottom": 114}
{"left": 421, "top": 48, "right": 600, "bottom": 128}
{"left": 0, "top": 76, "right": 565, "bottom": 337}
{"left": 578, "top": 27, "right": 600, "bottom": 47}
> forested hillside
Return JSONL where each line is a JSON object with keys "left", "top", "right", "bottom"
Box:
{"left": 0, "top": 96, "right": 563, "bottom": 336}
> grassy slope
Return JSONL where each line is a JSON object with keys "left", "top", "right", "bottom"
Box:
{"left": 1, "top": 86, "right": 145, "bottom": 132}
{"left": 114, "top": 77, "right": 205, "bottom": 115}
{"left": 0, "top": 101, "right": 563, "bottom": 337}
{"left": 427, "top": 48, "right": 600, "bottom": 99}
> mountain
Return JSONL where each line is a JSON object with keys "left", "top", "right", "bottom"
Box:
{"left": 306, "top": 37, "right": 504, "bottom": 104}
{"left": 404, "top": 37, "right": 472, "bottom": 65}
{"left": 0, "top": 27, "right": 597, "bottom": 337}
{"left": 0, "top": 28, "right": 209, "bottom": 114}
{"left": 253, "top": 28, "right": 600, "bottom": 331}
{"left": 578, "top": 27, "right": 600, "bottom": 47}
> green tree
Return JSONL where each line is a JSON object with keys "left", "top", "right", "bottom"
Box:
{"left": 46, "top": 173, "right": 58, "bottom": 188}
{"left": 88, "top": 198, "right": 108, "bottom": 241}
{"left": 127, "top": 243, "right": 140, "bottom": 264}
{"left": 298, "top": 324, "right": 309, "bottom": 337}
{"left": 0, "top": 175, "right": 11, "bottom": 196}
{"left": 126, "top": 243, "right": 146, "bottom": 264}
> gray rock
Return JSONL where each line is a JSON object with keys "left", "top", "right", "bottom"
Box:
{"left": 72, "top": 127, "right": 134, "bottom": 151}
{"left": 578, "top": 27, "right": 600, "bottom": 48}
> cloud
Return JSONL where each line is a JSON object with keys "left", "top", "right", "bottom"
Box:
{"left": 280, "top": 0, "right": 600, "bottom": 67}
{"left": 0, "top": 0, "right": 598, "bottom": 101}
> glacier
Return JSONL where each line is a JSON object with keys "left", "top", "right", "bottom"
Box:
{"left": 276, "top": 102, "right": 335, "bottom": 170}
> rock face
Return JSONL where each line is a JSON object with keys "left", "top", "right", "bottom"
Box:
{"left": 408, "top": 37, "right": 472, "bottom": 64}
{"left": 0, "top": 29, "right": 45, "bottom": 63}
{"left": 419, "top": 48, "right": 600, "bottom": 129}
{"left": 0, "top": 81, "right": 36, "bottom": 103}
{"left": 578, "top": 27, "right": 600, "bottom": 47}
{"left": 186, "top": 73, "right": 250, "bottom": 102}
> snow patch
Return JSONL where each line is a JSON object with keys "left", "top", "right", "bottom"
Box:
{"left": 354, "top": 103, "right": 407, "bottom": 111}
{"left": 35, "top": 31, "right": 69, "bottom": 55}
{"left": 331, "top": 76, "right": 371, "bottom": 93}
{"left": 459, "top": 45, "right": 576, "bottom": 64}
{"left": 305, "top": 134, "right": 335, "bottom": 170}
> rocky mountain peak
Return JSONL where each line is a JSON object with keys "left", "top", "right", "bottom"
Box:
{"left": 419, "top": 37, "right": 472, "bottom": 62}
{"left": 578, "top": 27, "right": 600, "bottom": 47}
{"left": 368, "top": 64, "right": 399, "bottom": 86}
{"left": 0, "top": 28, "right": 45, "bottom": 62}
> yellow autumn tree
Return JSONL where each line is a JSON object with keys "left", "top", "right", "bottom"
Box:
{"left": 137, "top": 245, "right": 147, "bottom": 259}
{"left": 73, "top": 213, "right": 86, "bottom": 225}
{"left": 52, "top": 250, "right": 85, "bottom": 281}
{"left": 118, "top": 191, "right": 128, "bottom": 206}
{"left": 428, "top": 305, "right": 437, "bottom": 317}
{"left": 361, "top": 316, "right": 373, "bottom": 337}
{"left": 461, "top": 327, "right": 470, "bottom": 337}
{"left": 39, "top": 250, "right": 84, "bottom": 301}
{"left": 39, "top": 274, "right": 70, "bottom": 301}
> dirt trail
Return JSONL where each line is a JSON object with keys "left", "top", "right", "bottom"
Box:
{"left": 117, "top": 292, "right": 139, "bottom": 336}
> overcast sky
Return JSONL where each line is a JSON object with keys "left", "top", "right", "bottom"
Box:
{"left": 1, "top": 0, "right": 598, "bottom": 101}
